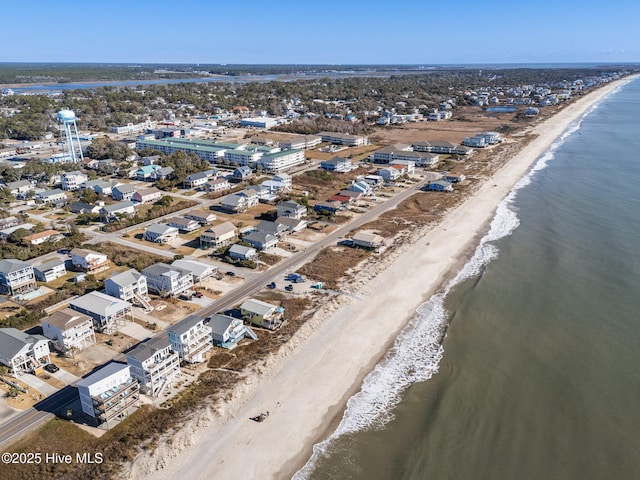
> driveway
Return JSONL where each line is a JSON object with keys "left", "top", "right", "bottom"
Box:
{"left": 18, "top": 373, "right": 58, "bottom": 397}
{"left": 51, "top": 368, "right": 80, "bottom": 386}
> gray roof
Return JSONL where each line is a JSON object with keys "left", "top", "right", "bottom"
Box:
{"left": 106, "top": 268, "right": 143, "bottom": 288}
{"left": 142, "top": 262, "right": 189, "bottom": 277}
{"left": 169, "top": 314, "right": 205, "bottom": 336}
{"left": 113, "top": 184, "right": 137, "bottom": 193}
{"left": 0, "top": 328, "right": 47, "bottom": 360}
{"left": 70, "top": 201, "right": 96, "bottom": 213}
{"left": 240, "top": 298, "right": 277, "bottom": 317}
{"left": 171, "top": 259, "right": 216, "bottom": 278}
{"left": 255, "top": 220, "right": 287, "bottom": 236}
{"left": 7, "top": 179, "right": 31, "bottom": 189}
{"left": 102, "top": 201, "right": 135, "bottom": 213}
{"left": 229, "top": 244, "right": 256, "bottom": 256}
{"left": 38, "top": 188, "right": 65, "bottom": 198}
{"left": 127, "top": 337, "right": 171, "bottom": 363}
{"left": 76, "top": 362, "right": 129, "bottom": 388}
{"left": 221, "top": 194, "right": 245, "bottom": 207}
{"left": 33, "top": 258, "right": 66, "bottom": 271}
{"left": 0, "top": 259, "right": 32, "bottom": 275}
{"left": 145, "top": 223, "right": 177, "bottom": 236}
{"left": 243, "top": 231, "right": 276, "bottom": 245}
{"left": 208, "top": 314, "right": 237, "bottom": 336}
{"left": 69, "top": 291, "right": 131, "bottom": 317}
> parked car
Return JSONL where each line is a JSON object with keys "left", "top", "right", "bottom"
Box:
{"left": 226, "top": 271, "right": 236, "bottom": 276}
{"left": 267, "top": 282, "right": 276, "bottom": 289}
{"left": 44, "top": 363, "right": 59, "bottom": 374}
{"left": 194, "top": 292, "right": 204, "bottom": 298}
{"left": 285, "top": 284, "right": 293, "bottom": 292}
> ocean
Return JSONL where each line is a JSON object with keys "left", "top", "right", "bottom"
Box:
{"left": 295, "top": 76, "right": 640, "bottom": 479}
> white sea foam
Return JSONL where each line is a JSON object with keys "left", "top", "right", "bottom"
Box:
{"left": 293, "top": 92, "right": 616, "bottom": 479}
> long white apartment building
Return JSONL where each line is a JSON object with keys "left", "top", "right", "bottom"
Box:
{"left": 259, "top": 149, "right": 305, "bottom": 173}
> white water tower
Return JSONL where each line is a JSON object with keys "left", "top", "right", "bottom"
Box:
{"left": 57, "top": 109, "right": 84, "bottom": 163}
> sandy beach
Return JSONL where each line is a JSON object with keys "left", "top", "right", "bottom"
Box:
{"left": 127, "top": 77, "right": 630, "bottom": 480}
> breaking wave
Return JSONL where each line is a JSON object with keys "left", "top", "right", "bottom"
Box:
{"left": 293, "top": 92, "right": 615, "bottom": 479}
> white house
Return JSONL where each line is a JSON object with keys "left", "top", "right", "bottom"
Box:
{"left": 0, "top": 259, "right": 37, "bottom": 296}
{"left": 277, "top": 200, "right": 307, "bottom": 219}
{"left": 22, "top": 229, "right": 63, "bottom": 246}
{"left": 41, "top": 308, "right": 96, "bottom": 353}
{"left": 171, "top": 259, "right": 218, "bottom": 284}
{"left": 377, "top": 167, "right": 401, "bottom": 182}
{"left": 35, "top": 189, "right": 67, "bottom": 204}
{"left": 184, "top": 210, "right": 216, "bottom": 225}
{"left": 141, "top": 263, "right": 193, "bottom": 296}
{"left": 220, "top": 193, "right": 249, "bottom": 213}
{"left": 70, "top": 248, "right": 109, "bottom": 273}
{"left": 240, "top": 298, "right": 283, "bottom": 330}
{"left": 352, "top": 231, "right": 384, "bottom": 249}
{"left": 209, "top": 314, "right": 258, "bottom": 349}
{"left": 228, "top": 244, "right": 257, "bottom": 261}
{"left": 0, "top": 328, "right": 51, "bottom": 375}
{"left": 144, "top": 223, "right": 179, "bottom": 243}
{"left": 76, "top": 363, "right": 140, "bottom": 427}
{"left": 100, "top": 201, "right": 136, "bottom": 221}
{"left": 166, "top": 217, "right": 200, "bottom": 233}
{"left": 105, "top": 269, "right": 149, "bottom": 303}
{"left": 111, "top": 184, "right": 137, "bottom": 201}
{"left": 69, "top": 291, "right": 133, "bottom": 334}
{"left": 132, "top": 187, "right": 163, "bottom": 204}
{"left": 167, "top": 314, "right": 212, "bottom": 363}
{"left": 61, "top": 171, "right": 88, "bottom": 191}
{"left": 33, "top": 258, "right": 66, "bottom": 282}
{"left": 126, "top": 337, "right": 180, "bottom": 397}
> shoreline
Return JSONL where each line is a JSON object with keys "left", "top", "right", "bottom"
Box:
{"left": 128, "top": 76, "right": 632, "bottom": 480}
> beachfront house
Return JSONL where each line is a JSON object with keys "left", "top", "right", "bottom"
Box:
{"left": 0, "top": 328, "right": 51, "bottom": 376}
{"left": 425, "top": 180, "right": 453, "bottom": 192}
{"left": 352, "top": 232, "right": 384, "bottom": 250}
{"left": 209, "top": 314, "right": 258, "bottom": 349}
{"left": 167, "top": 315, "right": 212, "bottom": 363}
{"left": 76, "top": 363, "right": 140, "bottom": 428}
{"left": 240, "top": 298, "right": 283, "bottom": 330}
{"left": 41, "top": 308, "right": 96, "bottom": 354}
{"left": 69, "top": 291, "right": 133, "bottom": 334}
{"left": 126, "top": 337, "right": 181, "bottom": 397}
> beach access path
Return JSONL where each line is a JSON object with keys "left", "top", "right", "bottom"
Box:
{"left": 130, "top": 77, "right": 632, "bottom": 480}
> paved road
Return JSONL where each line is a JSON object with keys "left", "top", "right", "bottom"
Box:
{"left": 0, "top": 177, "right": 427, "bottom": 449}
{"left": 0, "top": 386, "right": 78, "bottom": 449}
{"left": 196, "top": 177, "right": 429, "bottom": 318}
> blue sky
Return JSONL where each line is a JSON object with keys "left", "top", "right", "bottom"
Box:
{"left": 2, "top": 0, "right": 638, "bottom": 64}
